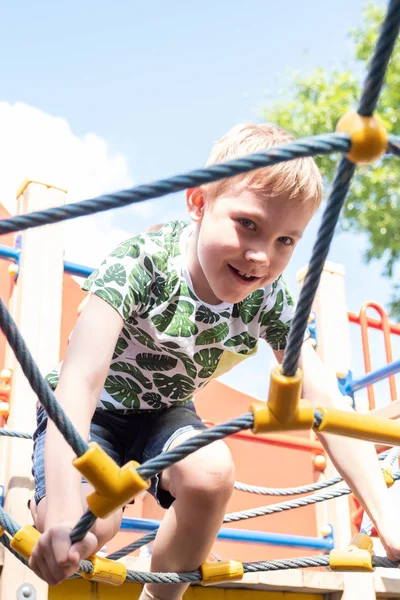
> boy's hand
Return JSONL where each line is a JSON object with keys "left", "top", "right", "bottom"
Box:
{"left": 29, "top": 522, "right": 98, "bottom": 586}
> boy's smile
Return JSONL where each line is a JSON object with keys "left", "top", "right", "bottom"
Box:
{"left": 186, "top": 183, "right": 316, "bottom": 305}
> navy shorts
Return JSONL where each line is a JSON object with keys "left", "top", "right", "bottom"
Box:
{"left": 32, "top": 401, "right": 207, "bottom": 510}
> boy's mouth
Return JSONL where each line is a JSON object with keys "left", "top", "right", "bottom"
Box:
{"left": 229, "top": 264, "right": 259, "bottom": 282}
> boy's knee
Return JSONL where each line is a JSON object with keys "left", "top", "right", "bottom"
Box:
{"left": 174, "top": 441, "right": 235, "bottom": 505}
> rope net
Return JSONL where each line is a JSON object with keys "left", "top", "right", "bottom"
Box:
{"left": 0, "top": 0, "right": 399, "bottom": 586}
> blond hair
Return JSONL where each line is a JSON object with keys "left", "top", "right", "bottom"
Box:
{"left": 204, "top": 123, "right": 323, "bottom": 209}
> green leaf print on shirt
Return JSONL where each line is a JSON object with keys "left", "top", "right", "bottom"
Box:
{"left": 45, "top": 370, "right": 58, "bottom": 389}
{"left": 154, "top": 373, "right": 196, "bottom": 400}
{"left": 104, "top": 264, "right": 127, "bottom": 287}
{"left": 111, "top": 361, "right": 152, "bottom": 389}
{"left": 144, "top": 256, "right": 154, "bottom": 275}
{"left": 239, "top": 289, "right": 264, "bottom": 324}
{"left": 195, "top": 305, "right": 220, "bottom": 324}
{"left": 122, "top": 295, "right": 131, "bottom": 320}
{"left": 152, "top": 300, "right": 198, "bottom": 337}
{"left": 259, "top": 289, "right": 284, "bottom": 327}
{"left": 142, "top": 393, "right": 168, "bottom": 409}
{"left": 100, "top": 400, "right": 119, "bottom": 410}
{"left": 161, "top": 342, "right": 197, "bottom": 377}
{"left": 110, "top": 240, "right": 140, "bottom": 259}
{"left": 112, "top": 338, "right": 128, "bottom": 359}
{"left": 127, "top": 326, "right": 162, "bottom": 351}
{"left": 266, "top": 320, "right": 290, "bottom": 349}
{"left": 95, "top": 287, "right": 123, "bottom": 309}
{"left": 129, "top": 265, "right": 152, "bottom": 306}
{"left": 152, "top": 251, "right": 169, "bottom": 274}
{"left": 196, "top": 322, "right": 229, "bottom": 345}
{"left": 194, "top": 348, "right": 223, "bottom": 378}
{"left": 224, "top": 332, "right": 257, "bottom": 349}
{"left": 283, "top": 281, "right": 295, "bottom": 306}
{"left": 104, "top": 376, "right": 141, "bottom": 408}
{"left": 136, "top": 353, "right": 177, "bottom": 371}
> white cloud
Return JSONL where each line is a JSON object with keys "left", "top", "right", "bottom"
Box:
{"left": 0, "top": 101, "right": 161, "bottom": 266}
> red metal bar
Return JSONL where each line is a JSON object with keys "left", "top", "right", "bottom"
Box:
{"left": 202, "top": 420, "right": 324, "bottom": 454}
{"left": 356, "top": 303, "right": 397, "bottom": 409}
{"left": 348, "top": 311, "right": 400, "bottom": 336}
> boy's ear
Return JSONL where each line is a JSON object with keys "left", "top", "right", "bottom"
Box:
{"left": 186, "top": 187, "right": 205, "bottom": 222}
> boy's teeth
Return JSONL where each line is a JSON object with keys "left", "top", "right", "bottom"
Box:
{"left": 238, "top": 270, "right": 252, "bottom": 279}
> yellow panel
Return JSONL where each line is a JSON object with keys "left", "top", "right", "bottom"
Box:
{"left": 49, "top": 579, "right": 324, "bottom": 600}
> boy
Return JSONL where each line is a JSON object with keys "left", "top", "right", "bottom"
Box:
{"left": 29, "top": 124, "right": 400, "bottom": 598}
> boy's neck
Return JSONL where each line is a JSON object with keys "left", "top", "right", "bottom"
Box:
{"left": 185, "top": 227, "right": 222, "bottom": 305}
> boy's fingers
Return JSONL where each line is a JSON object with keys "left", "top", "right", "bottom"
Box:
{"left": 50, "top": 527, "right": 75, "bottom": 565}
{"left": 69, "top": 531, "right": 98, "bottom": 564}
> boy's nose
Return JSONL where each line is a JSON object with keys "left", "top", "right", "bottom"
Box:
{"left": 244, "top": 249, "right": 270, "bottom": 266}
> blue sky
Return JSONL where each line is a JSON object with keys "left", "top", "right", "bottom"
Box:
{"left": 2, "top": 0, "right": 398, "bottom": 404}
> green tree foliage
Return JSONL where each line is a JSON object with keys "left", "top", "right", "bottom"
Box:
{"left": 262, "top": 3, "right": 400, "bottom": 316}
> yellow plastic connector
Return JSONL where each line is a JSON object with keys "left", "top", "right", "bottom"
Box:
{"left": 329, "top": 533, "right": 374, "bottom": 572}
{"left": 73, "top": 442, "right": 150, "bottom": 518}
{"left": 313, "top": 406, "right": 400, "bottom": 446}
{"left": 10, "top": 524, "right": 40, "bottom": 560}
{"left": 267, "top": 365, "right": 303, "bottom": 423}
{"left": 80, "top": 554, "right": 127, "bottom": 586}
{"left": 336, "top": 111, "right": 387, "bottom": 165}
{"left": 382, "top": 465, "right": 395, "bottom": 488}
{"left": 250, "top": 366, "right": 314, "bottom": 433}
{"left": 0, "top": 527, "right": 5, "bottom": 537}
{"left": 200, "top": 560, "right": 244, "bottom": 586}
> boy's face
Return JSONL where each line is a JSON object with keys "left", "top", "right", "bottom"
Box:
{"left": 186, "top": 182, "right": 316, "bottom": 305}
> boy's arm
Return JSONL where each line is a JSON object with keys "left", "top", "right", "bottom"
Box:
{"left": 44, "top": 293, "right": 124, "bottom": 528}
{"left": 274, "top": 340, "right": 400, "bottom": 559}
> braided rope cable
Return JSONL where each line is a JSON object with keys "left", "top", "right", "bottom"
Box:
{"left": 106, "top": 530, "right": 157, "bottom": 561}
{"left": 0, "top": 297, "right": 87, "bottom": 457}
{"left": 282, "top": 159, "right": 356, "bottom": 376}
{"left": 137, "top": 414, "right": 254, "bottom": 480}
{"left": 233, "top": 476, "right": 343, "bottom": 496}
{"left": 0, "top": 429, "right": 32, "bottom": 440}
{"left": 0, "top": 135, "right": 350, "bottom": 238}
{"left": 0, "top": 506, "right": 22, "bottom": 537}
{"left": 70, "top": 509, "right": 98, "bottom": 544}
{"left": 233, "top": 448, "right": 391, "bottom": 496}
{"left": 223, "top": 487, "right": 353, "bottom": 523}
{"left": 358, "top": 0, "right": 400, "bottom": 116}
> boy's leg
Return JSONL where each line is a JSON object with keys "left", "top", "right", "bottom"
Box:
{"left": 142, "top": 429, "right": 235, "bottom": 600}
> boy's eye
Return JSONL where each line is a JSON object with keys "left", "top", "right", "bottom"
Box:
{"left": 278, "top": 236, "right": 294, "bottom": 246}
{"left": 239, "top": 218, "right": 256, "bottom": 230}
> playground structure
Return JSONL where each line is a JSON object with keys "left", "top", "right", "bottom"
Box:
{"left": 0, "top": 1, "right": 400, "bottom": 598}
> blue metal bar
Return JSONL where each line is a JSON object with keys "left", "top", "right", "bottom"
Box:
{"left": 346, "top": 360, "right": 400, "bottom": 394}
{"left": 63, "top": 260, "right": 94, "bottom": 278}
{"left": 0, "top": 245, "right": 19, "bottom": 262}
{"left": 0, "top": 244, "right": 94, "bottom": 279}
{"left": 120, "top": 517, "right": 334, "bottom": 551}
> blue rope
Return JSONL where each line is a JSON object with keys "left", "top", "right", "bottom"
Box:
{"left": 0, "top": 297, "right": 87, "bottom": 457}
{"left": 282, "top": 158, "right": 356, "bottom": 376}
{"left": 0, "top": 135, "right": 350, "bottom": 237}
{"left": 358, "top": 0, "right": 400, "bottom": 116}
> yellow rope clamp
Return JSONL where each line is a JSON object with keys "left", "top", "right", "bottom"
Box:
{"left": 200, "top": 560, "right": 244, "bottom": 585}
{"left": 382, "top": 465, "right": 395, "bottom": 488}
{"left": 336, "top": 111, "right": 387, "bottom": 165}
{"left": 250, "top": 366, "right": 314, "bottom": 433}
{"left": 10, "top": 524, "right": 40, "bottom": 560}
{"left": 73, "top": 442, "right": 150, "bottom": 518}
{"left": 314, "top": 406, "right": 400, "bottom": 446}
{"left": 79, "top": 554, "right": 127, "bottom": 586}
{"left": 329, "top": 533, "right": 374, "bottom": 572}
